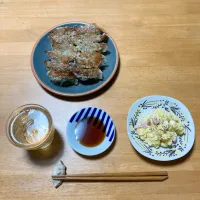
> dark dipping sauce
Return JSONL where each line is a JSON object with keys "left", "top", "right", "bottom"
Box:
{"left": 75, "top": 117, "right": 106, "bottom": 147}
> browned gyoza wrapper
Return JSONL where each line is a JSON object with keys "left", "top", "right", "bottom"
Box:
{"left": 44, "top": 24, "right": 107, "bottom": 85}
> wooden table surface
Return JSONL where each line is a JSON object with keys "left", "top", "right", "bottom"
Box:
{"left": 1, "top": 0, "right": 200, "bottom": 199}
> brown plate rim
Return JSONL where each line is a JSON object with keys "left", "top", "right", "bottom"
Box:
{"left": 31, "top": 21, "right": 119, "bottom": 97}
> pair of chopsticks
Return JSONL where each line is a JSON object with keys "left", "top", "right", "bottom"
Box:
{"left": 52, "top": 171, "right": 168, "bottom": 182}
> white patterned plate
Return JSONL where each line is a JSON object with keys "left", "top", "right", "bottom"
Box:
{"left": 127, "top": 95, "right": 195, "bottom": 161}
{"left": 67, "top": 107, "right": 116, "bottom": 156}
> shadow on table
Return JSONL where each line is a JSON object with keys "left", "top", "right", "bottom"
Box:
{"left": 131, "top": 142, "right": 195, "bottom": 166}
{"left": 41, "top": 59, "right": 120, "bottom": 102}
{"left": 75, "top": 131, "right": 117, "bottom": 160}
{"left": 26, "top": 129, "right": 64, "bottom": 166}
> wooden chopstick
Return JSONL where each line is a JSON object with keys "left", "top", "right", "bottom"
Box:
{"left": 52, "top": 175, "right": 168, "bottom": 182}
{"left": 54, "top": 171, "right": 168, "bottom": 177}
{"left": 52, "top": 171, "right": 168, "bottom": 182}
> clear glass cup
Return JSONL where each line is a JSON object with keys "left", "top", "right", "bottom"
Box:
{"left": 6, "top": 104, "right": 54, "bottom": 150}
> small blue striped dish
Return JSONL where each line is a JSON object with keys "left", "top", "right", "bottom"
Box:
{"left": 67, "top": 107, "right": 116, "bottom": 156}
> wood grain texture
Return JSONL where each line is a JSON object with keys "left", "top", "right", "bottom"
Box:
{"left": 0, "top": 0, "right": 200, "bottom": 199}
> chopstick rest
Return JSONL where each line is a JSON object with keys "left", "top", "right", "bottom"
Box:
{"left": 52, "top": 160, "right": 67, "bottom": 188}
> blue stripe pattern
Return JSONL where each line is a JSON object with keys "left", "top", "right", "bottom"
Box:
{"left": 98, "top": 112, "right": 106, "bottom": 129}
{"left": 69, "top": 112, "right": 77, "bottom": 123}
{"left": 106, "top": 121, "right": 113, "bottom": 137}
{"left": 109, "top": 130, "right": 115, "bottom": 142}
{"left": 76, "top": 108, "right": 85, "bottom": 122}
{"left": 87, "top": 108, "right": 97, "bottom": 124}
{"left": 83, "top": 107, "right": 91, "bottom": 119}
{"left": 103, "top": 115, "right": 110, "bottom": 133}
{"left": 93, "top": 110, "right": 102, "bottom": 126}
{"left": 69, "top": 107, "right": 115, "bottom": 143}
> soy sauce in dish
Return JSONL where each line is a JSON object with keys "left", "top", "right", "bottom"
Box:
{"left": 75, "top": 117, "right": 106, "bottom": 147}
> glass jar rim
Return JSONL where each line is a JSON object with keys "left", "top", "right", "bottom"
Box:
{"left": 5, "top": 104, "right": 54, "bottom": 150}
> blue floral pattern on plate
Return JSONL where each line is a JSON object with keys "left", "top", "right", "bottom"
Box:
{"left": 127, "top": 95, "right": 195, "bottom": 161}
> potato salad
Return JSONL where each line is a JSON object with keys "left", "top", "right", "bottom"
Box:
{"left": 135, "top": 109, "right": 184, "bottom": 148}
